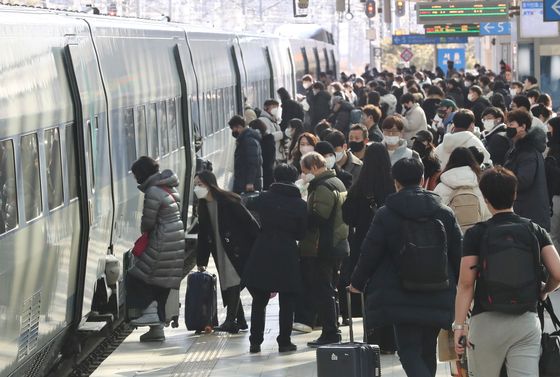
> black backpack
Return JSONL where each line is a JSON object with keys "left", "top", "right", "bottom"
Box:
{"left": 397, "top": 217, "right": 449, "bottom": 291}
{"left": 477, "top": 220, "right": 541, "bottom": 314}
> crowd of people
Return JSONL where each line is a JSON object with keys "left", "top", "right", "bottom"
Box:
{"left": 132, "top": 62, "right": 560, "bottom": 377}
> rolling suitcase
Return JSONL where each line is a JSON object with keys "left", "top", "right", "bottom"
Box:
{"left": 184, "top": 270, "right": 218, "bottom": 333}
{"left": 317, "top": 290, "right": 381, "bottom": 377}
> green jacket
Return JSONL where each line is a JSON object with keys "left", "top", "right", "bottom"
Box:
{"left": 300, "top": 170, "right": 350, "bottom": 258}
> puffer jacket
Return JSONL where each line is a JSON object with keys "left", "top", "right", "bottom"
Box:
{"left": 433, "top": 166, "right": 492, "bottom": 222}
{"left": 129, "top": 170, "right": 185, "bottom": 289}
{"left": 435, "top": 131, "right": 491, "bottom": 168}
{"left": 300, "top": 170, "right": 349, "bottom": 258}
{"left": 402, "top": 103, "right": 428, "bottom": 145}
{"left": 233, "top": 127, "right": 263, "bottom": 194}
{"left": 259, "top": 111, "right": 285, "bottom": 162}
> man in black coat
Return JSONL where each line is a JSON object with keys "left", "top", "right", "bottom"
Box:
{"left": 350, "top": 158, "right": 462, "bottom": 377}
{"left": 504, "top": 109, "right": 551, "bottom": 230}
{"left": 481, "top": 107, "right": 510, "bottom": 166}
{"left": 229, "top": 115, "right": 263, "bottom": 194}
{"left": 308, "top": 82, "right": 332, "bottom": 129}
{"left": 467, "top": 85, "right": 491, "bottom": 130}
{"left": 277, "top": 87, "right": 304, "bottom": 131}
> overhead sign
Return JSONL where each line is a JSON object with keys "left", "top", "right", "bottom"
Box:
{"left": 424, "top": 24, "right": 480, "bottom": 37}
{"left": 480, "top": 22, "right": 511, "bottom": 35}
{"left": 438, "top": 48, "right": 466, "bottom": 75}
{"left": 392, "top": 35, "right": 468, "bottom": 45}
{"left": 417, "top": 2, "right": 509, "bottom": 25}
{"left": 400, "top": 48, "right": 414, "bottom": 62}
{"left": 544, "top": 0, "right": 560, "bottom": 21}
{"left": 521, "top": 1, "right": 559, "bottom": 38}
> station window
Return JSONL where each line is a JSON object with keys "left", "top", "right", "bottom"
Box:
{"left": 135, "top": 106, "right": 148, "bottom": 157}
{"left": 21, "top": 133, "right": 42, "bottom": 221}
{"left": 123, "top": 108, "right": 136, "bottom": 170}
{"left": 0, "top": 139, "right": 18, "bottom": 234}
{"left": 147, "top": 103, "right": 159, "bottom": 158}
{"left": 44, "top": 128, "right": 63, "bottom": 210}
{"left": 157, "top": 101, "right": 169, "bottom": 156}
{"left": 167, "top": 99, "right": 178, "bottom": 151}
{"left": 65, "top": 125, "right": 79, "bottom": 200}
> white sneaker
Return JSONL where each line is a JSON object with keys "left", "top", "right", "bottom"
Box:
{"left": 292, "top": 322, "right": 313, "bottom": 333}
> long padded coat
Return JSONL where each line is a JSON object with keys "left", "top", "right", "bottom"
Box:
{"left": 129, "top": 170, "right": 185, "bottom": 289}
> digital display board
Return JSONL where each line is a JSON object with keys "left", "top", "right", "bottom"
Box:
{"left": 424, "top": 24, "right": 480, "bottom": 37}
{"left": 417, "top": 2, "right": 509, "bottom": 25}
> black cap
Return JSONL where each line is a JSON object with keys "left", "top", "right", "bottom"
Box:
{"left": 315, "top": 141, "right": 336, "bottom": 156}
{"left": 412, "top": 130, "right": 433, "bottom": 144}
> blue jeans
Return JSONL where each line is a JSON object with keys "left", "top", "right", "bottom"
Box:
{"left": 393, "top": 324, "right": 440, "bottom": 377}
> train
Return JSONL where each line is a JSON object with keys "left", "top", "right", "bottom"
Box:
{"left": 0, "top": 5, "right": 337, "bottom": 377}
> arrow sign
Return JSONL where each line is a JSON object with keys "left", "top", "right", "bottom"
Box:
{"left": 480, "top": 22, "right": 511, "bottom": 35}
{"left": 544, "top": 0, "right": 560, "bottom": 21}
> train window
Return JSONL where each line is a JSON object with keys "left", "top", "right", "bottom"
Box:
{"left": 147, "top": 103, "right": 159, "bottom": 158}
{"left": 21, "top": 133, "right": 42, "bottom": 221}
{"left": 65, "top": 125, "right": 79, "bottom": 200}
{"left": 167, "top": 99, "right": 178, "bottom": 151}
{"left": 44, "top": 128, "right": 63, "bottom": 210}
{"left": 123, "top": 108, "right": 136, "bottom": 170}
{"left": 135, "top": 106, "right": 148, "bottom": 157}
{"left": 0, "top": 139, "right": 17, "bottom": 234}
{"left": 157, "top": 101, "right": 169, "bottom": 156}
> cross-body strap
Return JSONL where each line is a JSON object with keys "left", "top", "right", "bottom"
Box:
{"left": 538, "top": 297, "right": 560, "bottom": 332}
{"left": 160, "top": 186, "right": 177, "bottom": 204}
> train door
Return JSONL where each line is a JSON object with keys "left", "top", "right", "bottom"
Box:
{"left": 313, "top": 47, "right": 321, "bottom": 78}
{"left": 287, "top": 47, "right": 296, "bottom": 98}
{"left": 264, "top": 47, "right": 275, "bottom": 98}
{"left": 301, "top": 47, "right": 309, "bottom": 75}
{"left": 63, "top": 38, "right": 114, "bottom": 322}
{"left": 231, "top": 43, "right": 245, "bottom": 115}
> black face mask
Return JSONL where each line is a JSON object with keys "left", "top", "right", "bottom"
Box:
{"left": 348, "top": 141, "right": 365, "bottom": 153}
{"left": 232, "top": 130, "right": 240, "bottom": 139}
{"left": 506, "top": 127, "right": 518, "bottom": 139}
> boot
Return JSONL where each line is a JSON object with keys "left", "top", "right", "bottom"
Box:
{"left": 237, "top": 302, "right": 248, "bottom": 331}
{"left": 140, "top": 324, "right": 165, "bottom": 342}
{"left": 215, "top": 288, "right": 239, "bottom": 334}
{"left": 130, "top": 301, "right": 160, "bottom": 327}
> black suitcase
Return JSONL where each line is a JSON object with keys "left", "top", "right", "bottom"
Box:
{"left": 317, "top": 290, "right": 381, "bottom": 377}
{"left": 184, "top": 270, "right": 218, "bottom": 332}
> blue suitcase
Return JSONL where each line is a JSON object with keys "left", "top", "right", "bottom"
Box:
{"left": 317, "top": 290, "right": 381, "bottom": 377}
{"left": 184, "top": 271, "right": 218, "bottom": 332}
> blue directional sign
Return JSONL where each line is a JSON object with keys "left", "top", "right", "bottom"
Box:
{"left": 392, "top": 35, "right": 468, "bottom": 45}
{"left": 438, "top": 48, "right": 466, "bottom": 75}
{"left": 480, "top": 22, "right": 511, "bottom": 35}
{"left": 544, "top": 0, "right": 560, "bottom": 21}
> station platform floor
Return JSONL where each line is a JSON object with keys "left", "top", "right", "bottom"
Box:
{"left": 90, "top": 272, "right": 559, "bottom": 377}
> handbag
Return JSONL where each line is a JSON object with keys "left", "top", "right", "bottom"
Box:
{"left": 538, "top": 298, "right": 560, "bottom": 377}
{"left": 437, "top": 329, "right": 458, "bottom": 362}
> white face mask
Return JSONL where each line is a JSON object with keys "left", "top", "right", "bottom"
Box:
{"left": 303, "top": 82, "right": 311, "bottom": 90}
{"left": 483, "top": 119, "right": 496, "bottom": 131}
{"left": 300, "top": 145, "right": 314, "bottom": 155}
{"left": 335, "top": 151, "right": 345, "bottom": 162}
{"left": 270, "top": 107, "right": 279, "bottom": 118}
{"left": 384, "top": 136, "right": 400, "bottom": 146}
{"left": 194, "top": 186, "right": 208, "bottom": 199}
{"left": 467, "top": 94, "right": 475, "bottom": 102}
{"left": 285, "top": 128, "right": 294, "bottom": 138}
{"left": 510, "top": 88, "right": 517, "bottom": 97}
{"left": 303, "top": 173, "right": 315, "bottom": 183}
{"left": 313, "top": 89, "right": 320, "bottom": 96}
{"left": 325, "top": 155, "right": 336, "bottom": 169}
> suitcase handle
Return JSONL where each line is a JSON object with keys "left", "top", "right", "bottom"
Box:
{"left": 346, "top": 287, "right": 367, "bottom": 343}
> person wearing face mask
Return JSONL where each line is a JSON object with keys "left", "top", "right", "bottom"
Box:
{"left": 308, "top": 82, "right": 332, "bottom": 131}
{"left": 228, "top": 115, "right": 263, "bottom": 194}
{"left": 286, "top": 118, "right": 304, "bottom": 164}
{"left": 435, "top": 99, "right": 458, "bottom": 141}
{"left": 361, "top": 105, "right": 384, "bottom": 142}
{"left": 290, "top": 132, "right": 318, "bottom": 174}
{"left": 400, "top": 93, "right": 428, "bottom": 146}
{"left": 481, "top": 107, "right": 510, "bottom": 166}
{"left": 434, "top": 109, "right": 491, "bottom": 168}
{"left": 504, "top": 109, "right": 551, "bottom": 230}
{"left": 315, "top": 141, "right": 352, "bottom": 189}
{"left": 422, "top": 86, "right": 444, "bottom": 125}
{"left": 411, "top": 130, "right": 441, "bottom": 190}
{"left": 328, "top": 96, "right": 353, "bottom": 138}
{"left": 347, "top": 124, "right": 369, "bottom": 161}
{"left": 128, "top": 156, "right": 185, "bottom": 342}
{"left": 325, "top": 130, "right": 363, "bottom": 184}
{"left": 258, "top": 99, "right": 285, "bottom": 163}
{"left": 510, "top": 81, "right": 524, "bottom": 98}
{"left": 298, "top": 152, "right": 349, "bottom": 347}
{"left": 511, "top": 95, "right": 549, "bottom": 135}
{"left": 277, "top": 87, "right": 304, "bottom": 131}
{"left": 467, "top": 85, "right": 491, "bottom": 130}
{"left": 382, "top": 115, "right": 420, "bottom": 166}
{"left": 194, "top": 171, "right": 260, "bottom": 334}
{"left": 354, "top": 77, "right": 368, "bottom": 107}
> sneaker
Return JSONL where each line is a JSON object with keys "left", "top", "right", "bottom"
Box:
{"left": 139, "top": 325, "right": 165, "bottom": 342}
{"left": 249, "top": 344, "right": 261, "bottom": 353}
{"left": 130, "top": 302, "right": 160, "bottom": 326}
{"left": 215, "top": 321, "right": 239, "bottom": 334}
{"left": 292, "top": 323, "right": 313, "bottom": 333}
{"left": 278, "top": 343, "right": 297, "bottom": 353}
{"left": 307, "top": 334, "right": 342, "bottom": 348}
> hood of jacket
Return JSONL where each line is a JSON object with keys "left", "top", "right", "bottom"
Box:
{"left": 139, "top": 169, "right": 179, "bottom": 192}
{"left": 385, "top": 186, "right": 444, "bottom": 220}
{"left": 238, "top": 127, "right": 262, "bottom": 144}
{"left": 441, "top": 131, "right": 479, "bottom": 154}
{"left": 516, "top": 126, "right": 547, "bottom": 154}
{"left": 439, "top": 166, "right": 478, "bottom": 189}
{"left": 270, "top": 182, "right": 301, "bottom": 197}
